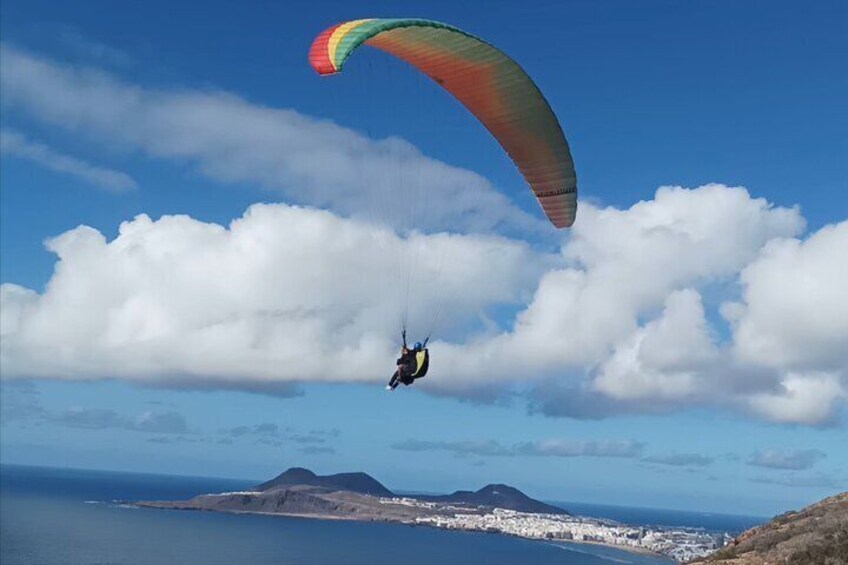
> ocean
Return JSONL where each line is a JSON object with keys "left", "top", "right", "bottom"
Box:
{"left": 1, "top": 465, "right": 758, "bottom": 565}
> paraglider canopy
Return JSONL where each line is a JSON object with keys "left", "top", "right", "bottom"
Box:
{"left": 309, "top": 18, "right": 578, "bottom": 228}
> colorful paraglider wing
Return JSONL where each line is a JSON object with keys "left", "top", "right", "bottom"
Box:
{"left": 309, "top": 18, "right": 577, "bottom": 228}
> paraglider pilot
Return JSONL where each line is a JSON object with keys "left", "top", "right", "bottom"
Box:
{"left": 386, "top": 332, "right": 429, "bottom": 391}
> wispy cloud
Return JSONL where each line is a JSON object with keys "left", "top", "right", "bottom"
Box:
{"left": 0, "top": 45, "right": 538, "bottom": 234}
{"left": 257, "top": 436, "right": 282, "bottom": 448}
{"left": 750, "top": 473, "right": 842, "bottom": 489}
{"left": 54, "top": 26, "right": 131, "bottom": 67}
{"left": 299, "top": 446, "right": 336, "bottom": 455}
{"left": 0, "top": 128, "right": 136, "bottom": 192}
{"left": 147, "top": 435, "right": 201, "bottom": 444}
{"left": 747, "top": 449, "right": 826, "bottom": 471}
{"left": 221, "top": 423, "right": 282, "bottom": 438}
{"left": 53, "top": 407, "right": 189, "bottom": 434}
{"left": 392, "top": 438, "right": 645, "bottom": 459}
{"left": 289, "top": 434, "right": 327, "bottom": 445}
{"left": 641, "top": 453, "right": 714, "bottom": 467}
{"left": 0, "top": 380, "right": 44, "bottom": 424}
{"left": 218, "top": 422, "right": 340, "bottom": 448}
{"left": 309, "top": 428, "right": 341, "bottom": 438}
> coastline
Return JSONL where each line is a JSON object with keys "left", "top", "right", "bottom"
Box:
{"left": 549, "top": 538, "right": 674, "bottom": 560}
{"left": 135, "top": 502, "right": 670, "bottom": 560}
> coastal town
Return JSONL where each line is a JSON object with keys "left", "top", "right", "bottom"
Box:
{"left": 383, "top": 497, "right": 728, "bottom": 562}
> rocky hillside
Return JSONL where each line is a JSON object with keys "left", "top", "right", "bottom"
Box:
{"left": 691, "top": 492, "right": 847, "bottom": 564}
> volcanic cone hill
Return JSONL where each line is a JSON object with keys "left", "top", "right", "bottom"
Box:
{"left": 255, "top": 467, "right": 393, "bottom": 497}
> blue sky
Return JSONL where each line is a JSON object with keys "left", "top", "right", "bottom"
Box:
{"left": 1, "top": 0, "right": 846, "bottom": 517}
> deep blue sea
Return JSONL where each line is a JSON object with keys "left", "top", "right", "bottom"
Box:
{"left": 1, "top": 465, "right": 760, "bottom": 565}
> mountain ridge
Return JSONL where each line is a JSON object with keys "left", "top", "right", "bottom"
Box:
{"left": 252, "top": 466, "right": 567, "bottom": 514}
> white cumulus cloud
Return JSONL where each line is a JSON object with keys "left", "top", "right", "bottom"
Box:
{"left": 593, "top": 289, "right": 718, "bottom": 402}
{"left": 435, "top": 184, "right": 803, "bottom": 385}
{"left": 727, "top": 221, "right": 848, "bottom": 372}
{"left": 747, "top": 373, "right": 846, "bottom": 426}
{"left": 0, "top": 204, "right": 544, "bottom": 389}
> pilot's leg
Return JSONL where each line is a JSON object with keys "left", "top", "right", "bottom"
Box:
{"left": 387, "top": 369, "right": 401, "bottom": 390}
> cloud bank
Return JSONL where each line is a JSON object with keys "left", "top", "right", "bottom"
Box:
{"left": 2, "top": 46, "right": 847, "bottom": 426}
{"left": 641, "top": 453, "right": 714, "bottom": 468}
{"left": 2, "top": 184, "right": 844, "bottom": 425}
